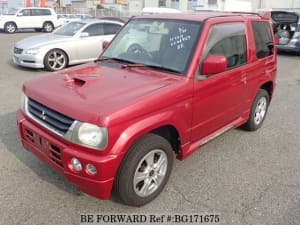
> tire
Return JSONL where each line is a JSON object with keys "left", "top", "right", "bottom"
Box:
{"left": 43, "top": 22, "right": 54, "bottom": 33}
{"left": 243, "top": 89, "right": 270, "bottom": 131}
{"left": 114, "top": 133, "right": 174, "bottom": 206}
{"left": 4, "top": 22, "right": 17, "bottom": 33}
{"left": 44, "top": 49, "right": 68, "bottom": 71}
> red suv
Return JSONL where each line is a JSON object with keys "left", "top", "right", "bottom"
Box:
{"left": 17, "top": 12, "right": 277, "bottom": 206}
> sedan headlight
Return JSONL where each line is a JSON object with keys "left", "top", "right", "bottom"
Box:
{"left": 25, "top": 48, "right": 40, "bottom": 55}
{"left": 66, "top": 121, "right": 108, "bottom": 150}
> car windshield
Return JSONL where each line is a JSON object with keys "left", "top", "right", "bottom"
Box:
{"left": 102, "top": 18, "right": 202, "bottom": 75}
{"left": 54, "top": 22, "right": 85, "bottom": 36}
{"left": 4, "top": 9, "right": 19, "bottom": 15}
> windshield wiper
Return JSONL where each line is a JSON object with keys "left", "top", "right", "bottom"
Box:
{"left": 122, "top": 63, "right": 182, "bottom": 74}
{"left": 95, "top": 57, "right": 136, "bottom": 65}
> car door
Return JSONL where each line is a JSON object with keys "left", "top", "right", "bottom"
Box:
{"left": 191, "top": 22, "right": 250, "bottom": 142}
{"left": 75, "top": 23, "right": 106, "bottom": 62}
{"left": 15, "top": 9, "right": 33, "bottom": 28}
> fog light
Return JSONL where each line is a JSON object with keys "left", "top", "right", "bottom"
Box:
{"left": 86, "top": 164, "right": 97, "bottom": 175}
{"left": 71, "top": 158, "right": 82, "bottom": 172}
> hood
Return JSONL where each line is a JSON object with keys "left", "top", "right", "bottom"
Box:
{"left": 23, "top": 62, "right": 187, "bottom": 126}
{"left": 15, "top": 33, "right": 73, "bottom": 49}
{"left": 271, "top": 11, "right": 299, "bottom": 24}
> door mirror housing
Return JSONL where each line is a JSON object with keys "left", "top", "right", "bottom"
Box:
{"left": 102, "top": 41, "right": 110, "bottom": 50}
{"left": 17, "top": 13, "right": 23, "bottom": 16}
{"left": 80, "top": 32, "right": 89, "bottom": 38}
{"left": 201, "top": 55, "right": 227, "bottom": 75}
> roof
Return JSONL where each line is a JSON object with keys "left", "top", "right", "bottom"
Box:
{"left": 137, "top": 11, "right": 267, "bottom": 22}
{"left": 78, "top": 19, "right": 124, "bottom": 25}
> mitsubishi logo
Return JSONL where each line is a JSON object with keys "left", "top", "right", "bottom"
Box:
{"left": 40, "top": 111, "right": 47, "bottom": 120}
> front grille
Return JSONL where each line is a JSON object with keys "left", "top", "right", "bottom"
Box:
{"left": 23, "top": 126, "right": 64, "bottom": 168}
{"left": 27, "top": 98, "right": 74, "bottom": 135}
{"left": 49, "top": 144, "right": 64, "bottom": 168}
{"left": 14, "top": 47, "right": 23, "bottom": 54}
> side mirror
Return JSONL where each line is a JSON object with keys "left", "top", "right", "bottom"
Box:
{"left": 17, "top": 13, "right": 23, "bottom": 16}
{"left": 80, "top": 32, "right": 89, "bottom": 38}
{"left": 201, "top": 55, "right": 227, "bottom": 75}
{"left": 102, "top": 41, "right": 110, "bottom": 50}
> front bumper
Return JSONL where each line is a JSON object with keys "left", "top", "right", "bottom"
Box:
{"left": 17, "top": 110, "right": 124, "bottom": 200}
{"left": 13, "top": 52, "right": 45, "bottom": 69}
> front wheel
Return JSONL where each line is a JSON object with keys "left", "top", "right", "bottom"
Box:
{"left": 243, "top": 89, "right": 270, "bottom": 131}
{"left": 5, "top": 22, "right": 17, "bottom": 33}
{"left": 114, "top": 134, "right": 174, "bottom": 206}
{"left": 44, "top": 49, "right": 68, "bottom": 71}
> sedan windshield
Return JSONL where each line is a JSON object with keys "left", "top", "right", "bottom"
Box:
{"left": 102, "top": 18, "right": 202, "bottom": 75}
{"left": 54, "top": 22, "right": 85, "bottom": 36}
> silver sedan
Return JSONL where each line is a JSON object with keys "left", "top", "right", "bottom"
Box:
{"left": 12, "top": 19, "right": 124, "bottom": 71}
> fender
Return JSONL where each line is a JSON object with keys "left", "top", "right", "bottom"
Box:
{"left": 108, "top": 108, "right": 191, "bottom": 156}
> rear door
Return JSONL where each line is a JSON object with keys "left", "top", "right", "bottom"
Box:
{"left": 31, "top": 9, "right": 52, "bottom": 28}
{"left": 192, "top": 22, "right": 250, "bottom": 142}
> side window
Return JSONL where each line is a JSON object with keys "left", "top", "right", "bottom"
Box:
{"left": 103, "top": 23, "right": 122, "bottom": 35}
{"left": 20, "top": 9, "right": 31, "bottom": 16}
{"left": 201, "top": 22, "right": 247, "bottom": 74}
{"left": 40, "top": 9, "right": 52, "bottom": 16}
{"left": 83, "top": 24, "right": 104, "bottom": 36}
{"left": 208, "top": 35, "right": 247, "bottom": 69}
{"left": 251, "top": 21, "right": 274, "bottom": 59}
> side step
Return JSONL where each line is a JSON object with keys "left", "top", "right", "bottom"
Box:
{"left": 201, "top": 126, "right": 234, "bottom": 146}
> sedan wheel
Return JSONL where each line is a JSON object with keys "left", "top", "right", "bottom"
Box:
{"left": 44, "top": 49, "right": 67, "bottom": 71}
{"left": 5, "top": 23, "right": 17, "bottom": 33}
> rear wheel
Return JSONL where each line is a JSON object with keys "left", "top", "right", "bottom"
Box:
{"left": 114, "top": 134, "right": 174, "bottom": 206}
{"left": 243, "top": 89, "right": 269, "bottom": 131}
{"left": 43, "top": 22, "right": 54, "bottom": 33}
{"left": 5, "top": 22, "right": 17, "bottom": 33}
{"left": 44, "top": 49, "right": 68, "bottom": 71}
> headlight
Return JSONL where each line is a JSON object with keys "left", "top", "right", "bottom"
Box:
{"left": 25, "top": 48, "right": 40, "bottom": 55}
{"left": 65, "top": 121, "right": 108, "bottom": 150}
{"left": 20, "top": 91, "right": 27, "bottom": 112}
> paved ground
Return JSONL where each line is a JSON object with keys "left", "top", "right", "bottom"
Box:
{"left": 0, "top": 31, "right": 299, "bottom": 225}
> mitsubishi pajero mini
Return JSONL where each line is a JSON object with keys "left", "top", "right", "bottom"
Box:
{"left": 17, "top": 12, "right": 277, "bottom": 206}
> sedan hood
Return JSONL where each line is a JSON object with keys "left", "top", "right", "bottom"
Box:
{"left": 23, "top": 62, "right": 186, "bottom": 126}
{"left": 15, "top": 33, "right": 73, "bottom": 49}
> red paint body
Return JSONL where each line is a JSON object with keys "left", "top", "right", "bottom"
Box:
{"left": 17, "top": 13, "right": 277, "bottom": 200}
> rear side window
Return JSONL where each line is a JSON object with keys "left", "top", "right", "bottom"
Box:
{"left": 83, "top": 24, "right": 104, "bottom": 36}
{"left": 103, "top": 23, "right": 122, "bottom": 35}
{"left": 251, "top": 21, "right": 274, "bottom": 59}
{"left": 32, "top": 9, "right": 51, "bottom": 16}
{"left": 201, "top": 22, "right": 247, "bottom": 73}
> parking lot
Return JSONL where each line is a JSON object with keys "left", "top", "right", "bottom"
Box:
{"left": 0, "top": 31, "right": 299, "bottom": 225}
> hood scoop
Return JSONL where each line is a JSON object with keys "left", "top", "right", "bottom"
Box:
{"left": 73, "top": 78, "right": 86, "bottom": 86}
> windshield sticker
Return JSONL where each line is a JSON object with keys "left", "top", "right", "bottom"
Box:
{"left": 170, "top": 27, "right": 191, "bottom": 50}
